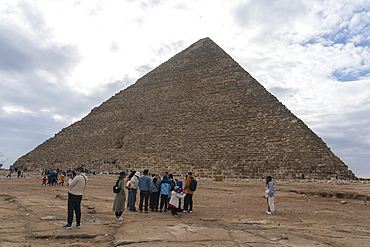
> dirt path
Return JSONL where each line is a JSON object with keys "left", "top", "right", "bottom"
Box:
{"left": 0, "top": 175, "right": 369, "bottom": 246}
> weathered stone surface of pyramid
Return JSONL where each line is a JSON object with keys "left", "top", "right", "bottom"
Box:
{"left": 14, "top": 38, "right": 356, "bottom": 179}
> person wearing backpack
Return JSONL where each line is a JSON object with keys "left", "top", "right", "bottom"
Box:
{"left": 183, "top": 172, "right": 196, "bottom": 213}
{"left": 113, "top": 172, "right": 127, "bottom": 220}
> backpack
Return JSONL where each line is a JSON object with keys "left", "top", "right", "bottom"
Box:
{"left": 113, "top": 179, "right": 121, "bottom": 193}
{"left": 189, "top": 178, "right": 197, "bottom": 191}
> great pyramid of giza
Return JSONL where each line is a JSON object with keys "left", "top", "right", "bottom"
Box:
{"left": 14, "top": 37, "right": 355, "bottom": 179}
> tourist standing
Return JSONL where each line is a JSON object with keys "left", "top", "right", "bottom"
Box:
{"left": 175, "top": 179, "right": 183, "bottom": 210}
{"left": 183, "top": 172, "right": 196, "bottom": 213}
{"left": 265, "top": 175, "right": 276, "bottom": 215}
{"left": 113, "top": 172, "right": 127, "bottom": 221}
{"left": 63, "top": 167, "right": 87, "bottom": 229}
{"left": 138, "top": 169, "right": 151, "bottom": 213}
{"left": 59, "top": 173, "right": 65, "bottom": 186}
{"left": 126, "top": 171, "right": 136, "bottom": 209}
{"left": 129, "top": 171, "right": 140, "bottom": 211}
{"left": 167, "top": 174, "right": 176, "bottom": 208}
{"left": 150, "top": 176, "right": 161, "bottom": 211}
{"left": 159, "top": 175, "right": 171, "bottom": 212}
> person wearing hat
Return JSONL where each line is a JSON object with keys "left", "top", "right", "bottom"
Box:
{"left": 169, "top": 186, "right": 186, "bottom": 216}
{"left": 129, "top": 171, "right": 140, "bottom": 211}
{"left": 113, "top": 171, "right": 127, "bottom": 220}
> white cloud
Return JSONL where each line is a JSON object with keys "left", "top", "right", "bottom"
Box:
{"left": 2, "top": 105, "right": 34, "bottom": 114}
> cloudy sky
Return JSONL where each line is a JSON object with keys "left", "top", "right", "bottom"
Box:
{"left": 0, "top": 0, "right": 369, "bottom": 177}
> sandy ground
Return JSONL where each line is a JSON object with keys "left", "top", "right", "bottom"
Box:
{"left": 0, "top": 173, "right": 369, "bottom": 247}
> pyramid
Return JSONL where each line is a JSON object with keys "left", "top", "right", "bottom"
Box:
{"left": 14, "top": 38, "right": 356, "bottom": 179}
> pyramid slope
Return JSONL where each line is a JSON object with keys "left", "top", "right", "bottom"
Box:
{"left": 14, "top": 38, "right": 355, "bottom": 179}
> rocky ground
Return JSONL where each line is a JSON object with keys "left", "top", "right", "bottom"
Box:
{"left": 0, "top": 172, "right": 369, "bottom": 247}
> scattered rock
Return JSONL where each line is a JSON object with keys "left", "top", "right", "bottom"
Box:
{"left": 88, "top": 209, "right": 97, "bottom": 214}
{"left": 41, "top": 216, "right": 57, "bottom": 220}
{"left": 280, "top": 234, "right": 288, "bottom": 240}
{"left": 340, "top": 201, "right": 348, "bottom": 205}
{"left": 56, "top": 194, "right": 67, "bottom": 200}
{"left": 88, "top": 206, "right": 95, "bottom": 209}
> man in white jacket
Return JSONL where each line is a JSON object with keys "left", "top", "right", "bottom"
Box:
{"left": 63, "top": 167, "right": 87, "bottom": 229}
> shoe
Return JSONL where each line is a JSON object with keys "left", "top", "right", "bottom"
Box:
{"left": 63, "top": 224, "right": 72, "bottom": 229}
{"left": 266, "top": 211, "right": 272, "bottom": 215}
{"left": 164, "top": 209, "right": 167, "bottom": 212}
{"left": 145, "top": 211, "right": 148, "bottom": 213}
{"left": 183, "top": 210, "right": 186, "bottom": 213}
{"left": 117, "top": 217, "right": 124, "bottom": 221}
{"left": 188, "top": 210, "right": 192, "bottom": 213}
{"left": 76, "top": 224, "right": 81, "bottom": 228}
{"left": 159, "top": 210, "right": 162, "bottom": 213}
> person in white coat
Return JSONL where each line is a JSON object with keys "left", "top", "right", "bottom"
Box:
{"left": 169, "top": 186, "right": 186, "bottom": 215}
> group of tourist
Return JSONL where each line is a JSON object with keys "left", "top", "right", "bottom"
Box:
{"left": 6, "top": 167, "right": 28, "bottom": 178}
{"left": 41, "top": 169, "right": 67, "bottom": 186}
{"left": 113, "top": 170, "right": 197, "bottom": 220}
{"left": 60, "top": 166, "right": 276, "bottom": 230}
{"left": 61, "top": 167, "right": 197, "bottom": 229}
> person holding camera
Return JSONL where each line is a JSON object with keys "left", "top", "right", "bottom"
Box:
{"left": 63, "top": 167, "right": 87, "bottom": 229}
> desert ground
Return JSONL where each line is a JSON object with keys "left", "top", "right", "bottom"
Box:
{"left": 0, "top": 172, "right": 369, "bottom": 247}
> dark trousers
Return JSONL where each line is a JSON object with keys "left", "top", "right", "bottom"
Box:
{"left": 129, "top": 189, "right": 137, "bottom": 211}
{"left": 160, "top": 194, "right": 168, "bottom": 210}
{"left": 67, "top": 192, "right": 82, "bottom": 225}
{"left": 184, "top": 194, "right": 193, "bottom": 211}
{"left": 170, "top": 206, "right": 178, "bottom": 215}
{"left": 150, "top": 191, "right": 160, "bottom": 210}
{"left": 115, "top": 211, "right": 123, "bottom": 217}
{"left": 127, "top": 190, "right": 131, "bottom": 208}
{"left": 139, "top": 191, "right": 150, "bottom": 212}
